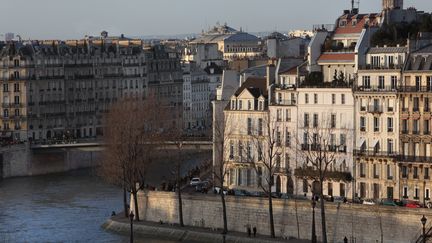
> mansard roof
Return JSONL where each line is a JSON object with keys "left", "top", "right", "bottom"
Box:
{"left": 234, "top": 77, "right": 267, "bottom": 98}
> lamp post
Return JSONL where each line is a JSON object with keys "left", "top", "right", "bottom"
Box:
{"left": 421, "top": 215, "right": 427, "bottom": 243}
{"left": 311, "top": 198, "right": 317, "bottom": 243}
{"left": 129, "top": 211, "right": 134, "bottom": 243}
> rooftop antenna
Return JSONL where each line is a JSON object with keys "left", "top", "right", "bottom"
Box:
{"left": 351, "top": 0, "right": 360, "bottom": 12}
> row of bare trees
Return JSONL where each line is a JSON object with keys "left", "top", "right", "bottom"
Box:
{"left": 99, "top": 97, "right": 350, "bottom": 243}
{"left": 216, "top": 111, "right": 350, "bottom": 242}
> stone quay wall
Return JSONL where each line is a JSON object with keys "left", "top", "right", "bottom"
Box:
{"left": 135, "top": 191, "right": 432, "bottom": 243}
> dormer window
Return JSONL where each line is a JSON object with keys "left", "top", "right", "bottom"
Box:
{"left": 239, "top": 100, "right": 243, "bottom": 110}
{"left": 259, "top": 101, "right": 264, "bottom": 110}
{"left": 231, "top": 100, "right": 236, "bottom": 110}
{"left": 248, "top": 100, "right": 252, "bottom": 110}
{"left": 339, "top": 20, "right": 346, "bottom": 27}
{"left": 352, "top": 20, "right": 357, "bottom": 26}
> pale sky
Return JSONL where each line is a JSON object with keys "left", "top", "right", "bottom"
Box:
{"left": 0, "top": 0, "right": 430, "bottom": 40}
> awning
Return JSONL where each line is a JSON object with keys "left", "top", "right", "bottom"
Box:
{"left": 357, "top": 137, "right": 365, "bottom": 148}
{"left": 371, "top": 139, "right": 380, "bottom": 149}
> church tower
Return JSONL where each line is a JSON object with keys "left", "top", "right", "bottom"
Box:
{"left": 382, "top": 0, "right": 403, "bottom": 10}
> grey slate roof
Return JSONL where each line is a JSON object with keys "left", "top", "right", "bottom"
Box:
{"left": 368, "top": 46, "right": 407, "bottom": 54}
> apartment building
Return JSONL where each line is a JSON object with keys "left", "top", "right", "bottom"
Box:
{"left": 0, "top": 36, "right": 182, "bottom": 142}
{"left": 398, "top": 44, "right": 432, "bottom": 204}
{"left": 354, "top": 46, "right": 406, "bottom": 200}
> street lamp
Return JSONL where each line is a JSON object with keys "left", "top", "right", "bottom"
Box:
{"left": 311, "top": 198, "right": 317, "bottom": 243}
{"left": 421, "top": 215, "right": 427, "bottom": 243}
{"left": 129, "top": 211, "right": 134, "bottom": 243}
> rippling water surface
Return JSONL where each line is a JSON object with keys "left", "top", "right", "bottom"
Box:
{"left": 0, "top": 169, "right": 177, "bottom": 243}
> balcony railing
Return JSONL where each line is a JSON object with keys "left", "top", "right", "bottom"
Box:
{"left": 399, "top": 86, "right": 432, "bottom": 93}
{"left": 358, "top": 64, "right": 404, "bottom": 70}
{"left": 396, "top": 155, "right": 432, "bottom": 163}
{"left": 354, "top": 150, "right": 397, "bottom": 158}
{"left": 353, "top": 85, "right": 397, "bottom": 92}
{"left": 368, "top": 105, "right": 383, "bottom": 113}
{"left": 273, "top": 99, "right": 296, "bottom": 106}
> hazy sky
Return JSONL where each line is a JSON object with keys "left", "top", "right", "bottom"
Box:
{"left": 1, "top": 0, "right": 430, "bottom": 39}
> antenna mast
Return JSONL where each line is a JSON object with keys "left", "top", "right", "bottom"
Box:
{"left": 351, "top": 0, "right": 360, "bottom": 12}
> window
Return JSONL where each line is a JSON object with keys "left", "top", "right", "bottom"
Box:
{"left": 360, "top": 163, "right": 366, "bottom": 177}
{"left": 331, "top": 114, "right": 336, "bottom": 128}
{"left": 14, "top": 109, "right": 19, "bottom": 117}
{"left": 373, "top": 183, "right": 379, "bottom": 199}
{"left": 14, "top": 83, "right": 19, "bottom": 92}
{"left": 238, "top": 100, "right": 242, "bottom": 110}
{"left": 276, "top": 129, "right": 281, "bottom": 146}
{"left": 425, "top": 168, "right": 430, "bottom": 180}
{"left": 387, "top": 117, "right": 393, "bottom": 132}
{"left": 425, "top": 98, "right": 430, "bottom": 112}
{"left": 14, "top": 96, "right": 19, "bottom": 104}
{"left": 416, "top": 76, "right": 422, "bottom": 91}
{"left": 362, "top": 76, "right": 371, "bottom": 88}
{"left": 402, "top": 120, "right": 408, "bottom": 133}
{"left": 247, "top": 100, "right": 252, "bottom": 110}
{"left": 304, "top": 113, "right": 309, "bottom": 127}
{"left": 360, "top": 182, "right": 366, "bottom": 198}
{"left": 340, "top": 134, "right": 346, "bottom": 146}
{"left": 3, "top": 109, "right": 9, "bottom": 118}
{"left": 402, "top": 166, "right": 408, "bottom": 178}
{"left": 247, "top": 118, "right": 252, "bottom": 135}
{"left": 414, "top": 167, "right": 419, "bottom": 179}
{"left": 378, "top": 76, "right": 385, "bottom": 89}
{"left": 231, "top": 100, "right": 236, "bottom": 110}
{"left": 341, "top": 94, "right": 345, "bottom": 104}
{"left": 360, "top": 116, "right": 366, "bottom": 132}
{"left": 373, "top": 164, "right": 379, "bottom": 178}
{"left": 387, "top": 164, "right": 393, "bottom": 179}
{"left": 428, "top": 76, "right": 432, "bottom": 91}
{"left": 391, "top": 76, "right": 397, "bottom": 90}
{"left": 313, "top": 113, "right": 318, "bottom": 127}
{"left": 229, "top": 141, "right": 234, "bottom": 159}
{"left": 238, "top": 142, "right": 243, "bottom": 161}
{"left": 285, "top": 130, "right": 291, "bottom": 147}
{"left": 415, "top": 187, "right": 419, "bottom": 199}
{"left": 414, "top": 120, "right": 419, "bottom": 134}
{"left": 332, "top": 94, "right": 336, "bottom": 104}
{"left": 413, "top": 97, "right": 420, "bottom": 112}
{"left": 328, "top": 183, "right": 333, "bottom": 196}
{"left": 340, "top": 183, "right": 346, "bottom": 197}
{"left": 387, "top": 139, "right": 393, "bottom": 154}
{"left": 426, "top": 188, "right": 430, "bottom": 200}
{"left": 258, "top": 118, "right": 263, "bottom": 136}
{"left": 403, "top": 186, "right": 408, "bottom": 198}
{"left": 247, "top": 142, "right": 252, "bottom": 160}
{"left": 305, "top": 94, "right": 309, "bottom": 104}
{"left": 277, "top": 109, "right": 282, "bottom": 121}
{"left": 285, "top": 109, "right": 291, "bottom": 122}
{"left": 303, "top": 179, "right": 308, "bottom": 193}
{"left": 3, "top": 83, "right": 8, "bottom": 92}
{"left": 314, "top": 94, "right": 318, "bottom": 104}
{"left": 374, "top": 117, "right": 379, "bottom": 132}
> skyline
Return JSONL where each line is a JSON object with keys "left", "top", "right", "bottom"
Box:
{"left": 1, "top": 0, "right": 431, "bottom": 40}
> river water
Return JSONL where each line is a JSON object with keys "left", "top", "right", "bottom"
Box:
{"left": 0, "top": 169, "right": 177, "bottom": 243}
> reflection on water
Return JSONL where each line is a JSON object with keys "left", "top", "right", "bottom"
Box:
{"left": 0, "top": 169, "right": 177, "bottom": 243}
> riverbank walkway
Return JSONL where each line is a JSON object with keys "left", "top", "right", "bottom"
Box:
{"left": 103, "top": 214, "right": 309, "bottom": 243}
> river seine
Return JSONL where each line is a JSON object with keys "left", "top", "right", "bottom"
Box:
{"left": 0, "top": 169, "right": 177, "bottom": 243}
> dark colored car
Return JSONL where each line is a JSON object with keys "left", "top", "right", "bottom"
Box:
{"left": 380, "top": 198, "right": 397, "bottom": 206}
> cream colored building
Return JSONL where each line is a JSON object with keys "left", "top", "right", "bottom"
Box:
{"left": 354, "top": 46, "right": 406, "bottom": 200}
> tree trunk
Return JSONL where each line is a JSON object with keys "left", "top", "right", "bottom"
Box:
{"left": 220, "top": 181, "right": 228, "bottom": 234}
{"left": 268, "top": 184, "right": 275, "bottom": 238}
{"left": 320, "top": 181, "right": 327, "bottom": 243}
{"left": 132, "top": 190, "right": 140, "bottom": 221}
{"left": 123, "top": 187, "right": 128, "bottom": 218}
{"left": 177, "top": 181, "right": 184, "bottom": 227}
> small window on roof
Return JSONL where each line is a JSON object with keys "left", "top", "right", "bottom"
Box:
{"left": 339, "top": 20, "right": 346, "bottom": 27}
{"left": 352, "top": 20, "right": 357, "bottom": 26}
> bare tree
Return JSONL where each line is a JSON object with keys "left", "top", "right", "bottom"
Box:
{"left": 212, "top": 112, "right": 233, "bottom": 234}
{"left": 248, "top": 112, "right": 282, "bottom": 238}
{"left": 100, "top": 96, "right": 166, "bottom": 221}
{"left": 293, "top": 116, "right": 352, "bottom": 243}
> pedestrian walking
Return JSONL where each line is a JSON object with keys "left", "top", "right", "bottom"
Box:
{"left": 253, "top": 227, "right": 257, "bottom": 237}
{"left": 247, "top": 226, "right": 251, "bottom": 237}
{"left": 343, "top": 236, "right": 348, "bottom": 243}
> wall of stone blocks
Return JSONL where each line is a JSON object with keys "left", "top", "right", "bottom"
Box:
{"left": 135, "top": 191, "right": 432, "bottom": 243}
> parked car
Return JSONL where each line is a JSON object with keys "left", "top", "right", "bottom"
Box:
{"left": 249, "top": 191, "right": 267, "bottom": 197}
{"left": 232, "top": 189, "right": 249, "bottom": 196}
{"left": 195, "top": 181, "right": 210, "bottom": 193}
{"left": 214, "top": 186, "right": 228, "bottom": 195}
{"left": 190, "top": 178, "right": 201, "bottom": 186}
{"left": 403, "top": 200, "right": 422, "bottom": 208}
{"left": 380, "top": 199, "right": 397, "bottom": 206}
{"left": 333, "top": 196, "right": 347, "bottom": 204}
{"left": 362, "top": 199, "right": 376, "bottom": 205}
